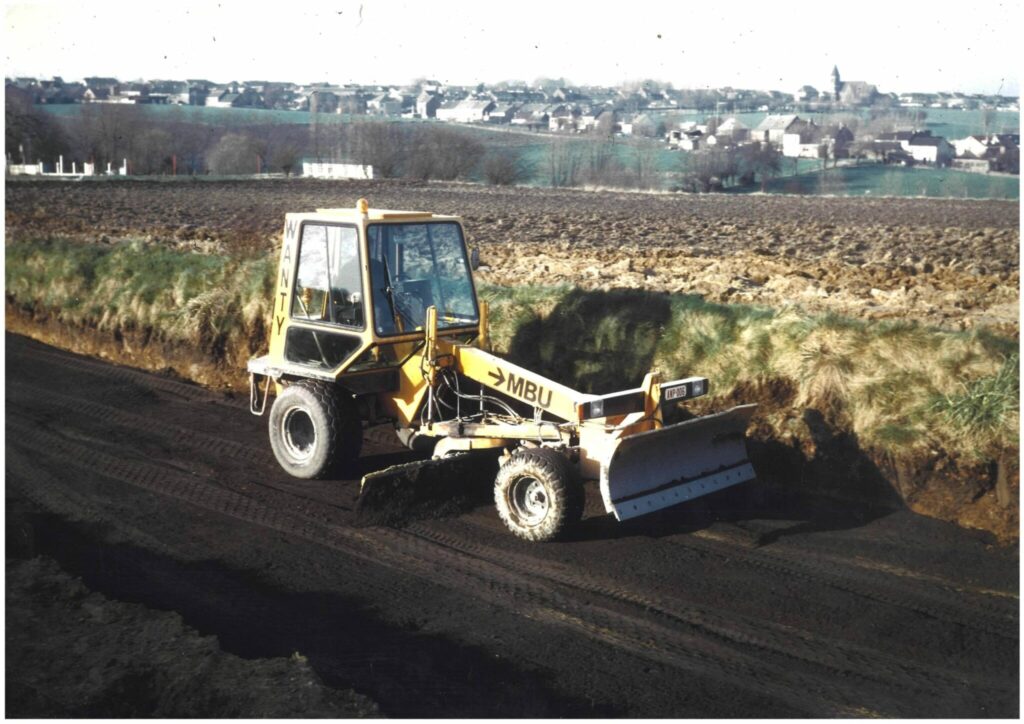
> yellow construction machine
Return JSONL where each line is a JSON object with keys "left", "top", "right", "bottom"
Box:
{"left": 248, "top": 199, "right": 757, "bottom": 541}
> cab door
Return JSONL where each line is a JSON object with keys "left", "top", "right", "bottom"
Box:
{"left": 283, "top": 222, "right": 366, "bottom": 371}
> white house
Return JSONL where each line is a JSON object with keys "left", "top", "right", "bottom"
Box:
{"left": 906, "top": 135, "right": 954, "bottom": 165}
{"left": 368, "top": 93, "right": 403, "bottom": 116}
{"left": 952, "top": 135, "right": 990, "bottom": 158}
{"left": 782, "top": 123, "right": 823, "bottom": 158}
{"left": 715, "top": 117, "right": 749, "bottom": 143}
{"left": 435, "top": 99, "right": 495, "bottom": 123}
{"left": 754, "top": 114, "right": 802, "bottom": 144}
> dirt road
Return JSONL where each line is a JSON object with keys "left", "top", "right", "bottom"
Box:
{"left": 5, "top": 333, "right": 1019, "bottom": 717}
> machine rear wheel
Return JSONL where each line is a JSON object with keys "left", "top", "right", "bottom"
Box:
{"left": 494, "top": 447, "right": 581, "bottom": 542}
{"left": 268, "top": 380, "right": 361, "bottom": 479}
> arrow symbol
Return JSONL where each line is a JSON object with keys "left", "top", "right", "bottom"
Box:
{"left": 487, "top": 368, "right": 506, "bottom": 387}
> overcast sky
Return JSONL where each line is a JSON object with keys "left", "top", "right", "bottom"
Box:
{"left": 4, "top": 0, "right": 1020, "bottom": 95}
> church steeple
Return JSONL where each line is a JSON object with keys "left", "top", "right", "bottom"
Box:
{"left": 830, "top": 65, "right": 842, "bottom": 97}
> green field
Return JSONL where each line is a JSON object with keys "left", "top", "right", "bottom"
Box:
{"left": 729, "top": 164, "right": 1020, "bottom": 199}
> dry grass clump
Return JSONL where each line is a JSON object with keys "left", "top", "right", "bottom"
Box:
{"left": 5, "top": 237, "right": 274, "bottom": 359}
{"left": 481, "top": 284, "right": 1018, "bottom": 464}
{"left": 5, "top": 237, "right": 1016, "bottom": 467}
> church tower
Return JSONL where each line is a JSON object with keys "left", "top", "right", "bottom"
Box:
{"left": 830, "top": 65, "right": 842, "bottom": 99}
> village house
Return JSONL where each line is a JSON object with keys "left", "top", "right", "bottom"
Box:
{"left": 416, "top": 91, "right": 441, "bottom": 118}
{"left": 986, "top": 134, "right": 1020, "bottom": 173}
{"left": 435, "top": 98, "right": 494, "bottom": 123}
{"left": 782, "top": 122, "right": 854, "bottom": 159}
{"left": 149, "top": 80, "right": 189, "bottom": 104}
{"left": 714, "top": 117, "right": 749, "bottom": 143}
{"left": 953, "top": 135, "right": 991, "bottom": 158}
{"left": 548, "top": 104, "right": 581, "bottom": 132}
{"left": 511, "top": 104, "right": 550, "bottom": 130}
{"left": 487, "top": 102, "right": 520, "bottom": 124}
{"left": 781, "top": 120, "right": 822, "bottom": 158}
{"left": 83, "top": 77, "right": 120, "bottom": 97}
{"left": 367, "top": 92, "right": 403, "bottom": 116}
{"left": 906, "top": 133, "right": 954, "bottom": 165}
{"left": 754, "top": 114, "right": 803, "bottom": 144}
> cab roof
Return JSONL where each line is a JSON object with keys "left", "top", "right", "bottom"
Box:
{"left": 309, "top": 207, "right": 460, "bottom": 222}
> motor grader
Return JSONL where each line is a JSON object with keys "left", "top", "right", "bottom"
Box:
{"left": 247, "top": 199, "right": 757, "bottom": 541}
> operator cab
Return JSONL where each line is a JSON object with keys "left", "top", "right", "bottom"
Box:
{"left": 262, "top": 201, "right": 481, "bottom": 380}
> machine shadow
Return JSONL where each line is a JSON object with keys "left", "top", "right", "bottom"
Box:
{"left": 366, "top": 287, "right": 906, "bottom": 544}
{"left": 570, "top": 428, "right": 901, "bottom": 546}
{"left": 504, "top": 287, "right": 673, "bottom": 393}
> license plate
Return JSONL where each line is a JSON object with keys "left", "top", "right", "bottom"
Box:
{"left": 664, "top": 384, "right": 689, "bottom": 401}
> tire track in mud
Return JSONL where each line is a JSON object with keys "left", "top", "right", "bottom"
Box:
{"left": 7, "top": 367, "right": 406, "bottom": 514}
{"left": 7, "top": 337, "right": 1017, "bottom": 715}
{"left": 7, "top": 382, "right": 277, "bottom": 467}
{"left": 10, "top": 344, "right": 1018, "bottom": 642}
{"left": 659, "top": 529, "right": 1020, "bottom": 640}
{"left": 8, "top": 410, "right": 1014, "bottom": 717}
{"left": 19, "top": 342, "right": 240, "bottom": 406}
{"left": 455, "top": 511, "right": 1019, "bottom": 642}
{"left": 399, "top": 521, "right": 1012, "bottom": 692}
{"left": 5, "top": 416, "right": 931, "bottom": 718}
{"left": 16, "top": 369, "right": 1016, "bottom": 643}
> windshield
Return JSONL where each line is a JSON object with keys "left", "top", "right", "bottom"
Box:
{"left": 368, "top": 221, "right": 478, "bottom": 336}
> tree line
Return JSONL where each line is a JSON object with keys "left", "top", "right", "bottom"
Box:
{"left": 7, "top": 86, "right": 785, "bottom": 192}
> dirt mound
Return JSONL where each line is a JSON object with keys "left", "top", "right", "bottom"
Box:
{"left": 4, "top": 552, "right": 380, "bottom": 718}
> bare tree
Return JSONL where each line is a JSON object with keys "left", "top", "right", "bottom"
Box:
{"left": 740, "top": 141, "right": 781, "bottom": 191}
{"left": 681, "top": 148, "right": 730, "bottom": 192}
{"left": 74, "top": 103, "right": 144, "bottom": 170}
{"left": 631, "top": 141, "right": 661, "bottom": 189}
{"left": 350, "top": 120, "right": 407, "bottom": 178}
{"left": 594, "top": 110, "right": 617, "bottom": 138}
{"left": 584, "top": 137, "right": 620, "bottom": 186}
{"left": 207, "top": 133, "right": 260, "bottom": 175}
{"left": 545, "top": 138, "right": 584, "bottom": 187}
{"left": 133, "top": 128, "right": 174, "bottom": 174}
{"left": 407, "top": 126, "right": 484, "bottom": 181}
{"left": 5, "top": 86, "right": 69, "bottom": 164}
{"left": 482, "top": 149, "right": 531, "bottom": 185}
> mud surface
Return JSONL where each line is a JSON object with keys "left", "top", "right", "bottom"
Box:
{"left": 5, "top": 333, "right": 1019, "bottom": 717}
{"left": 5, "top": 178, "right": 1019, "bottom": 333}
{"left": 4, "top": 554, "right": 379, "bottom": 718}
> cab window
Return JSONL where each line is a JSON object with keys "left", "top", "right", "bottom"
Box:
{"left": 292, "top": 224, "right": 363, "bottom": 328}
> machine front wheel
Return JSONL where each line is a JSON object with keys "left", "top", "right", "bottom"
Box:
{"left": 494, "top": 447, "right": 582, "bottom": 542}
{"left": 268, "top": 380, "right": 361, "bottom": 479}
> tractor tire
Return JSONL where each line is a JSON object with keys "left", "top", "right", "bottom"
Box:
{"left": 268, "top": 380, "right": 362, "bottom": 479}
{"left": 494, "top": 447, "right": 582, "bottom": 542}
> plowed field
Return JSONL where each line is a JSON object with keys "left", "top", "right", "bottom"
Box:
{"left": 5, "top": 178, "right": 1019, "bottom": 333}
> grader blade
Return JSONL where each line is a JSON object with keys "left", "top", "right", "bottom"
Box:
{"left": 601, "top": 404, "right": 758, "bottom": 521}
{"left": 355, "top": 453, "right": 498, "bottom": 527}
